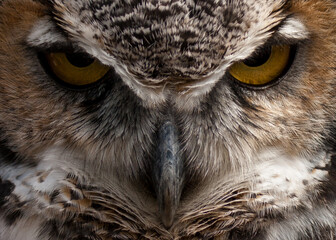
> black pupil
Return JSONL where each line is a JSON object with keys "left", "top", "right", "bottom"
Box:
{"left": 243, "top": 46, "right": 272, "bottom": 67}
{"left": 66, "top": 53, "right": 95, "bottom": 68}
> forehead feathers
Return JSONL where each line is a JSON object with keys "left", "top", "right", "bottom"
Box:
{"left": 49, "top": 0, "right": 287, "bottom": 87}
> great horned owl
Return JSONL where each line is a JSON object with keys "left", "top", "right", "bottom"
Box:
{"left": 0, "top": 0, "right": 335, "bottom": 239}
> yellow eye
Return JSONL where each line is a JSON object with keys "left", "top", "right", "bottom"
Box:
{"left": 229, "top": 45, "right": 292, "bottom": 86}
{"left": 45, "top": 52, "right": 110, "bottom": 86}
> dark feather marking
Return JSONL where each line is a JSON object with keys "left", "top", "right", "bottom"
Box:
{"left": 50, "top": 189, "right": 60, "bottom": 203}
{"left": 4, "top": 209, "right": 23, "bottom": 226}
{"left": 0, "top": 178, "right": 15, "bottom": 206}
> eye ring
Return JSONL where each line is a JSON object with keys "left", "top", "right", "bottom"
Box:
{"left": 229, "top": 45, "right": 295, "bottom": 87}
{"left": 40, "top": 51, "right": 111, "bottom": 89}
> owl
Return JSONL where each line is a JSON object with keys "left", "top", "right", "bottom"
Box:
{"left": 0, "top": 0, "right": 335, "bottom": 239}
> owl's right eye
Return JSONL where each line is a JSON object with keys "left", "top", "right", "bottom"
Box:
{"left": 42, "top": 52, "right": 110, "bottom": 87}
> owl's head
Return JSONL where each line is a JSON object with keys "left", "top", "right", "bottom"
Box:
{"left": 0, "top": 0, "right": 335, "bottom": 238}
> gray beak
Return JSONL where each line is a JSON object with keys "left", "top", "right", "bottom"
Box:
{"left": 153, "top": 120, "right": 184, "bottom": 228}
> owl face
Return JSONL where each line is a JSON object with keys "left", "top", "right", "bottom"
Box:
{"left": 0, "top": 0, "right": 335, "bottom": 239}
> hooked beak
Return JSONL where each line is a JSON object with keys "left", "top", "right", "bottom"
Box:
{"left": 153, "top": 120, "right": 184, "bottom": 228}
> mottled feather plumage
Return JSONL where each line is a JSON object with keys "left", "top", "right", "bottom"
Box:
{"left": 0, "top": 0, "right": 335, "bottom": 239}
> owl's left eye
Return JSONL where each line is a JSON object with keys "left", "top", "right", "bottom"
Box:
{"left": 229, "top": 45, "right": 293, "bottom": 87}
{"left": 43, "top": 52, "right": 110, "bottom": 87}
